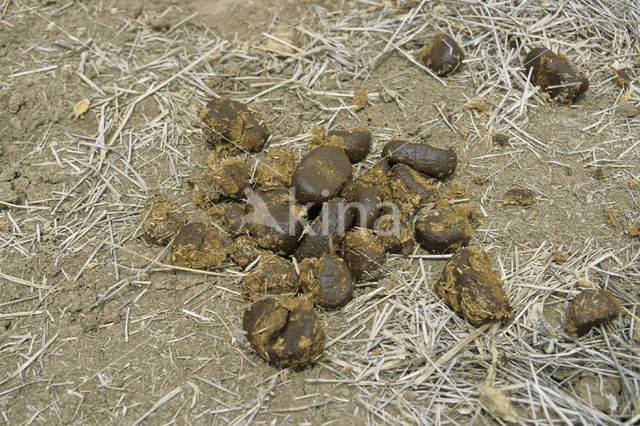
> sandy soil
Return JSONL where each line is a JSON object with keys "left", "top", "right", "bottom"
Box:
{"left": 0, "top": 0, "right": 638, "bottom": 424}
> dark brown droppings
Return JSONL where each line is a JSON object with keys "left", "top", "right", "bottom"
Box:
{"left": 492, "top": 132, "right": 510, "bottom": 147}
{"left": 188, "top": 171, "right": 223, "bottom": 210}
{"left": 242, "top": 255, "right": 298, "bottom": 300}
{"left": 140, "top": 196, "right": 188, "bottom": 245}
{"left": 242, "top": 296, "right": 325, "bottom": 367}
{"left": 376, "top": 215, "right": 415, "bottom": 255}
{"left": 566, "top": 289, "right": 622, "bottom": 339}
{"left": 255, "top": 149, "right": 295, "bottom": 188}
{"left": 242, "top": 297, "right": 288, "bottom": 359}
{"left": 294, "top": 197, "right": 355, "bottom": 260}
{"left": 299, "top": 254, "right": 354, "bottom": 309}
{"left": 388, "top": 163, "right": 436, "bottom": 216}
{"left": 229, "top": 235, "right": 270, "bottom": 268}
{"left": 353, "top": 187, "right": 384, "bottom": 229}
{"left": 383, "top": 140, "right": 457, "bottom": 178}
{"left": 503, "top": 188, "right": 537, "bottom": 206}
{"left": 453, "top": 204, "right": 483, "bottom": 229}
{"left": 338, "top": 179, "right": 359, "bottom": 203}
{"left": 223, "top": 202, "right": 247, "bottom": 235}
{"left": 524, "top": 47, "right": 589, "bottom": 103}
{"left": 420, "top": 33, "right": 465, "bottom": 76}
{"left": 341, "top": 229, "right": 386, "bottom": 281}
{"left": 291, "top": 146, "right": 352, "bottom": 204}
{"left": 372, "top": 157, "right": 391, "bottom": 174}
{"left": 170, "top": 222, "right": 227, "bottom": 269}
{"left": 328, "top": 127, "right": 372, "bottom": 163}
{"left": 353, "top": 163, "right": 392, "bottom": 201}
{"left": 435, "top": 246, "right": 514, "bottom": 325}
{"left": 199, "top": 97, "right": 269, "bottom": 151}
{"left": 415, "top": 210, "right": 471, "bottom": 254}
{"left": 245, "top": 188, "right": 306, "bottom": 254}
{"left": 208, "top": 156, "right": 250, "bottom": 198}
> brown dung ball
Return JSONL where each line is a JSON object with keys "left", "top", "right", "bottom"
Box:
{"left": 415, "top": 209, "right": 471, "bottom": 254}
{"left": 228, "top": 235, "right": 270, "bottom": 269}
{"left": 388, "top": 163, "right": 436, "bottom": 216}
{"left": 341, "top": 229, "right": 386, "bottom": 281}
{"left": 435, "top": 246, "right": 514, "bottom": 325}
{"left": 421, "top": 33, "right": 465, "bottom": 76}
{"left": 242, "top": 296, "right": 326, "bottom": 367}
{"left": 170, "top": 222, "right": 227, "bottom": 269}
{"left": 353, "top": 186, "right": 385, "bottom": 229}
{"left": 242, "top": 255, "right": 298, "bottom": 301}
{"left": 299, "top": 254, "right": 354, "bottom": 309}
{"left": 222, "top": 202, "right": 247, "bottom": 236}
{"left": 245, "top": 188, "right": 306, "bottom": 254}
{"left": 524, "top": 47, "right": 589, "bottom": 103}
{"left": 383, "top": 140, "right": 457, "bottom": 178}
{"left": 293, "top": 197, "right": 355, "bottom": 260}
{"left": 188, "top": 171, "right": 223, "bottom": 210}
{"left": 199, "top": 97, "right": 269, "bottom": 151}
{"left": 254, "top": 149, "right": 296, "bottom": 188}
{"left": 566, "top": 289, "right": 622, "bottom": 339}
{"left": 140, "top": 196, "right": 188, "bottom": 245}
{"left": 208, "top": 156, "right": 250, "bottom": 198}
{"left": 375, "top": 214, "right": 415, "bottom": 255}
{"left": 291, "top": 146, "right": 352, "bottom": 205}
{"left": 327, "top": 126, "right": 372, "bottom": 163}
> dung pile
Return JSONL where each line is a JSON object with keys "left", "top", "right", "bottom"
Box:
{"left": 137, "top": 34, "right": 613, "bottom": 368}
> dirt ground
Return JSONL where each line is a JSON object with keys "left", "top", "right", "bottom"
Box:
{"left": 1, "top": 0, "right": 639, "bottom": 424}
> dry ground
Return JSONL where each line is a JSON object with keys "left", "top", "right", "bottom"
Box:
{"left": 0, "top": 0, "right": 639, "bottom": 424}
